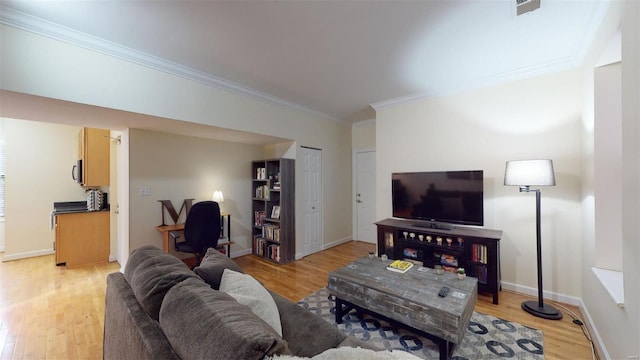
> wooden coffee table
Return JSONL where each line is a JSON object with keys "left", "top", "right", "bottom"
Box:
{"left": 327, "top": 257, "right": 477, "bottom": 360}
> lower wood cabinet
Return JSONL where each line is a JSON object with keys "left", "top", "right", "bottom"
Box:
{"left": 55, "top": 211, "right": 109, "bottom": 268}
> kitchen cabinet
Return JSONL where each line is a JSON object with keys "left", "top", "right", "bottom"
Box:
{"left": 79, "top": 127, "right": 110, "bottom": 186}
{"left": 55, "top": 211, "right": 109, "bottom": 268}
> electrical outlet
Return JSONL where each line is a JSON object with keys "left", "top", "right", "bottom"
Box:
{"left": 139, "top": 186, "right": 151, "bottom": 196}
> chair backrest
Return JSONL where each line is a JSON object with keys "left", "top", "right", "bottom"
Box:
{"left": 183, "top": 201, "right": 222, "bottom": 255}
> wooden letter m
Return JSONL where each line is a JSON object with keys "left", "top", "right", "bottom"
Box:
{"left": 158, "top": 199, "right": 195, "bottom": 225}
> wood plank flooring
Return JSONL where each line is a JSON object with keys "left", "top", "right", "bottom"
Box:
{"left": 0, "top": 241, "right": 596, "bottom": 359}
{"left": 0, "top": 254, "right": 119, "bottom": 360}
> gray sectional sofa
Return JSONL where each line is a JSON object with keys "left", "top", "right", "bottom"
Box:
{"left": 103, "top": 246, "right": 375, "bottom": 360}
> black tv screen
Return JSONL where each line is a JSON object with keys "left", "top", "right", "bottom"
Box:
{"left": 392, "top": 170, "right": 484, "bottom": 226}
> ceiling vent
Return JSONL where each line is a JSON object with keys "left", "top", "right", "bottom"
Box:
{"left": 516, "top": 0, "right": 541, "bottom": 16}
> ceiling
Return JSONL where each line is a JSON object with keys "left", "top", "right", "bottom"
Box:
{"left": 1, "top": 0, "right": 609, "bottom": 124}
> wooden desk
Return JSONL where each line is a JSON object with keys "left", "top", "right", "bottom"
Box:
{"left": 156, "top": 213, "right": 232, "bottom": 257}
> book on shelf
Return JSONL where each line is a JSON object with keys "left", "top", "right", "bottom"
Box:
{"left": 267, "top": 244, "right": 281, "bottom": 262}
{"left": 253, "top": 235, "right": 266, "bottom": 256}
{"left": 440, "top": 253, "right": 459, "bottom": 267}
{"left": 254, "top": 211, "right": 265, "bottom": 226}
{"left": 472, "top": 244, "right": 488, "bottom": 264}
{"left": 443, "top": 265, "right": 457, "bottom": 273}
{"left": 384, "top": 233, "right": 394, "bottom": 248}
{"left": 262, "top": 224, "right": 281, "bottom": 242}
{"left": 386, "top": 260, "right": 414, "bottom": 274}
{"left": 255, "top": 185, "right": 270, "bottom": 199}
{"left": 475, "top": 265, "right": 488, "bottom": 283}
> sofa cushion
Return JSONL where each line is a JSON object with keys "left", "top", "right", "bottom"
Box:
{"left": 220, "top": 269, "right": 282, "bottom": 336}
{"left": 193, "top": 247, "right": 243, "bottom": 289}
{"left": 104, "top": 272, "right": 180, "bottom": 360}
{"left": 270, "top": 291, "right": 348, "bottom": 357}
{"left": 159, "top": 277, "right": 291, "bottom": 360}
{"left": 124, "top": 245, "right": 202, "bottom": 320}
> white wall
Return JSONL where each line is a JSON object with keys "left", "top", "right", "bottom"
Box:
{"left": 580, "top": 1, "right": 640, "bottom": 358}
{"left": 352, "top": 120, "right": 376, "bottom": 150}
{"left": 594, "top": 63, "right": 622, "bottom": 271}
{"left": 376, "top": 69, "right": 584, "bottom": 299}
{"left": 0, "top": 219, "right": 4, "bottom": 252}
{"left": 128, "top": 129, "right": 263, "bottom": 257}
{"left": 618, "top": 3, "right": 640, "bottom": 354}
{"left": 2, "top": 118, "right": 86, "bottom": 260}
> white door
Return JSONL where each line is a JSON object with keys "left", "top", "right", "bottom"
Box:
{"left": 301, "top": 147, "right": 323, "bottom": 257}
{"left": 355, "top": 150, "right": 376, "bottom": 243}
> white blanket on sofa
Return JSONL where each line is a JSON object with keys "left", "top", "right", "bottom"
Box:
{"left": 266, "top": 347, "right": 423, "bottom": 360}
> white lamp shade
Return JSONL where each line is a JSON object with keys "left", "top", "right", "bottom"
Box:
{"left": 212, "top": 190, "right": 224, "bottom": 203}
{"left": 504, "top": 159, "right": 556, "bottom": 186}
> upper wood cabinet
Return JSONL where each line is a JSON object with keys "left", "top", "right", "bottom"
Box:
{"left": 79, "top": 127, "right": 110, "bottom": 186}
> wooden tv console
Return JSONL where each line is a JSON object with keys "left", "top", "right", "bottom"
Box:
{"left": 376, "top": 218, "right": 502, "bottom": 304}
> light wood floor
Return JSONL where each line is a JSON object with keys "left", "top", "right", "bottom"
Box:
{"left": 0, "top": 254, "right": 120, "bottom": 360}
{"left": 0, "top": 241, "right": 596, "bottom": 360}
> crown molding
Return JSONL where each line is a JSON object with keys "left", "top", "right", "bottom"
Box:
{"left": 0, "top": 6, "right": 340, "bottom": 123}
{"left": 371, "top": 54, "right": 577, "bottom": 111}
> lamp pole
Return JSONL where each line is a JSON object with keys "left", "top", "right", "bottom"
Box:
{"left": 535, "top": 189, "right": 544, "bottom": 308}
{"left": 520, "top": 187, "right": 562, "bottom": 320}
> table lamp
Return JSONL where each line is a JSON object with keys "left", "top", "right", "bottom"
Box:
{"left": 212, "top": 190, "right": 224, "bottom": 203}
{"left": 504, "top": 159, "right": 562, "bottom": 320}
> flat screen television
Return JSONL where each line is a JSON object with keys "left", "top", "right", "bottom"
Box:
{"left": 392, "top": 170, "right": 484, "bottom": 227}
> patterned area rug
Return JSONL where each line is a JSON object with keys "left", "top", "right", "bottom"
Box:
{"left": 297, "top": 288, "right": 544, "bottom": 359}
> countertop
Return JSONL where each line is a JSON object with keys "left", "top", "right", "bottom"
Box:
{"left": 52, "top": 201, "right": 110, "bottom": 215}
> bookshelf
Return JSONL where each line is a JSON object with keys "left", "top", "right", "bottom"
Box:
{"left": 252, "top": 159, "right": 295, "bottom": 264}
{"left": 376, "top": 218, "right": 502, "bottom": 304}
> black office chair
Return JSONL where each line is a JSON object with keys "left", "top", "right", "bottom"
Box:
{"left": 172, "top": 201, "right": 221, "bottom": 266}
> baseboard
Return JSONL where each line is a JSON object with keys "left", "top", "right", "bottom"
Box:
{"left": 294, "top": 237, "right": 353, "bottom": 260}
{"left": 502, "top": 280, "right": 607, "bottom": 358}
{"left": 109, "top": 254, "right": 118, "bottom": 262}
{"left": 501, "top": 280, "right": 582, "bottom": 306}
{"left": 1, "top": 249, "right": 55, "bottom": 262}
{"left": 576, "top": 298, "right": 610, "bottom": 360}
{"left": 322, "top": 236, "right": 353, "bottom": 250}
{"left": 230, "top": 248, "right": 251, "bottom": 259}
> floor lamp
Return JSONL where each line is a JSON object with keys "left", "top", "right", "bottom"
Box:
{"left": 504, "top": 159, "right": 562, "bottom": 320}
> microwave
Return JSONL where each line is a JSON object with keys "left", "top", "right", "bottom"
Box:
{"left": 72, "top": 159, "right": 83, "bottom": 183}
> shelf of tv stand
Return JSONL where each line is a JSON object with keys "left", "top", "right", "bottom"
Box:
{"left": 375, "top": 218, "right": 502, "bottom": 304}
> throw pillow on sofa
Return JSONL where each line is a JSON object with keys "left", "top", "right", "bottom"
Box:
{"left": 193, "top": 247, "right": 244, "bottom": 289}
{"left": 219, "top": 269, "right": 283, "bottom": 336}
{"left": 124, "top": 245, "right": 202, "bottom": 320}
{"left": 160, "top": 277, "right": 291, "bottom": 360}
